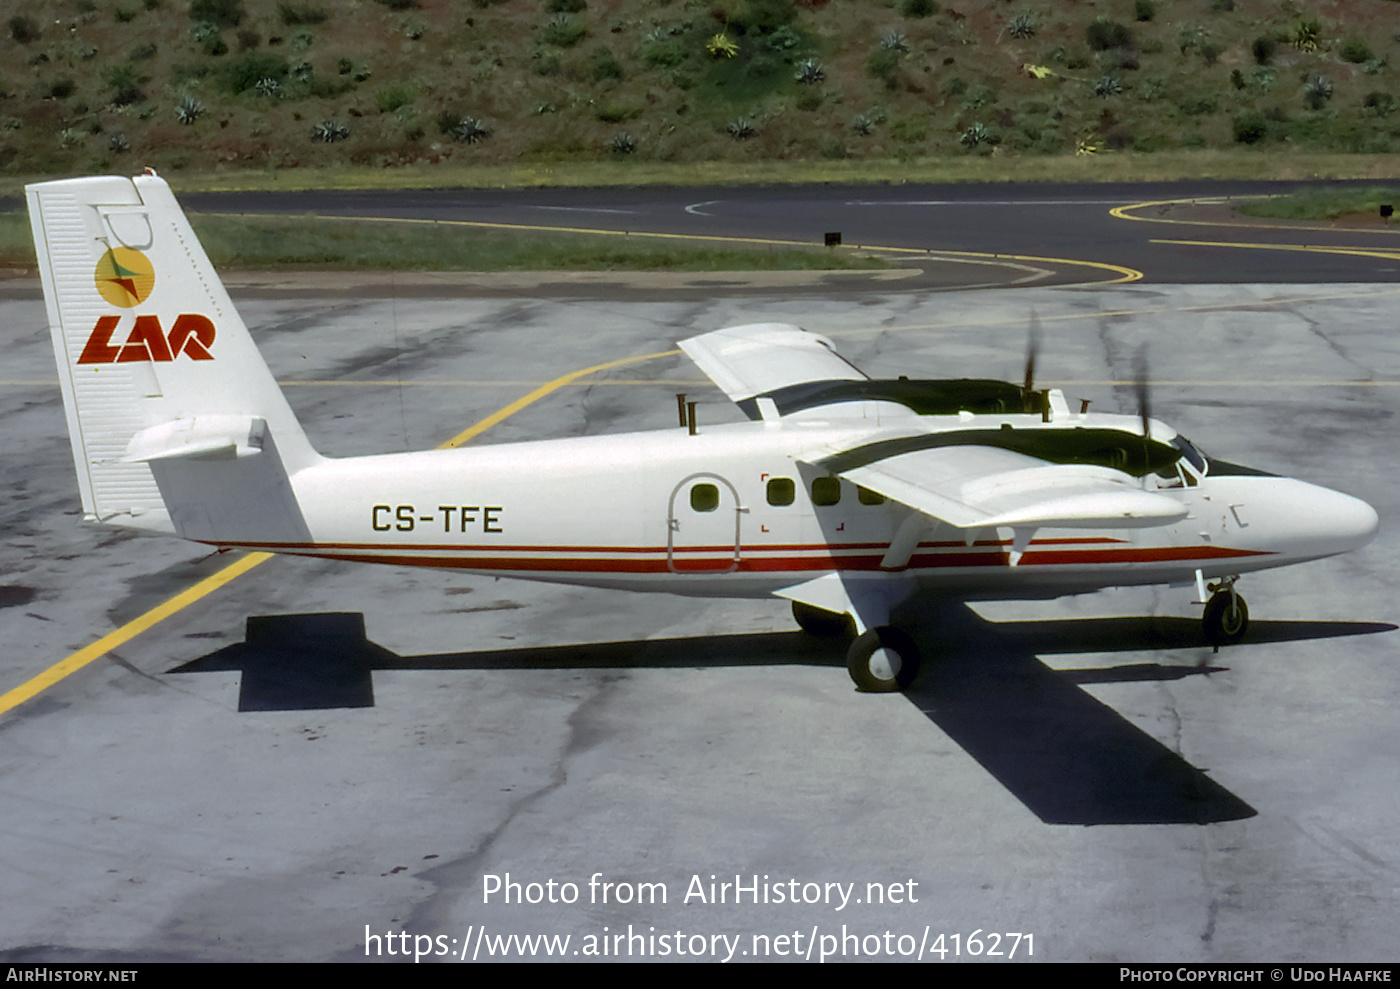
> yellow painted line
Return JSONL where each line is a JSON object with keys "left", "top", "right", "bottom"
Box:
{"left": 207, "top": 211, "right": 1144, "bottom": 285}
{"left": 0, "top": 553, "right": 270, "bottom": 719}
{"left": 440, "top": 348, "right": 680, "bottom": 448}
{"left": 0, "top": 347, "right": 678, "bottom": 720}
{"left": 1112, "top": 197, "right": 1400, "bottom": 236}
{"left": 1152, "top": 238, "right": 1400, "bottom": 262}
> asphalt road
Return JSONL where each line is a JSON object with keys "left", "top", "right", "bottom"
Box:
{"left": 177, "top": 179, "right": 1400, "bottom": 285}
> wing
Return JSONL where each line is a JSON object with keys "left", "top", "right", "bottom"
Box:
{"left": 809, "top": 442, "right": 1188, "bottom": 531}
{"left": 679, "top": 323, "right": 866, "bottom": 404}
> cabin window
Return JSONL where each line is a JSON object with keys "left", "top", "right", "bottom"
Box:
{"left": 690, "top": 483, "right": 719, "bottom": 512}
{"left": 857, "top": 485, "right": 885, "bottom": 506}
{"left": 811, "top": 476, "right": 841, "bottom": 506}
{"left": 766, "top": 477, "right": 795, "bottom": 507}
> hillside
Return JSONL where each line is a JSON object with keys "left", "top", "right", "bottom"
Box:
{"left": 2, "top": 0, "right": 1399, "bottom": 181}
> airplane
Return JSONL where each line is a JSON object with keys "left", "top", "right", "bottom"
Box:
{"left": 25, "top": 172, "right": 1380, "bottom": 692}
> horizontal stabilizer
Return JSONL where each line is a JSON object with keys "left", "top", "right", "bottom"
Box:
{"left": 122, "top": 416, "right": 268, "bottom": 463}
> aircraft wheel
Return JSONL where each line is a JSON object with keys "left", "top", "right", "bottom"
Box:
{"left": 792, "top": 600, "right": 854, "bottom": 638}
{"left": 846, "top": 626, "right": 920, "bottom": 693}
{"left": 1203, "top": 591, "right": 1249, "bottom": 646}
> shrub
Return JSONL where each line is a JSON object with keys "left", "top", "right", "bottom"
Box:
{"left": 115, "top": 6, "right": 138, "bottom": 22}
{"left": 1232, "top": 112, "right": 1268, "bottom": 143}
{"left": 1251, "top": 36, "right": 1276, "bottom": 65}
{"left": 1134, "top": 0, "right": 1154, "bottom": 21}
{"left": 48, "top": 79, "right": 76, "bottom": 99}
{"left": 900, "top": 0, "right": 937, "bottom": 17}
{"left": 867, "top": 46, "right": 900, "bottom": 86}
{"left": 1086, "top": 21, "right": 1131, "bottom": 52}
{"left": 538, "top": 14, "right": 587, "bottom": 48}
{"left": 190, "top": 0, "right": 244, "bottom": 28}
{"left": 548, "top": 0, "right": 586, "bottom": 10}
{"left": 102, "top": 65, "right": 144, "bottom": 105}
{"left": 766, "top": 25, "right": 800, "bottom": 50}
{"left": 1340, "top": 39, "right": 1373, "bottom": 65}
{"left": 278, "top": 3, "right": 326, "bottom": 25}
{"left": 1364, "top": 92, "right": 1396, "bottom": 117}
{"left": 1178, "top": 93, "right": 1218, "bottom": 115}
{"left": 375, "top": 83, "right": 414, "bottom": 113}
{"left": 711, "top": 0, "right": 796, "bottom": 35}
{"left": 9, "top": 16, "right": 40, "bottom": 44}
{"left": 224, "top": 53, "right": 287, "bottom": 94}
{"left": 589, "top": 46, "right": 624, "bottom": 82}
{"left": 131, "top": 43, "right": 158, "bottom": 61}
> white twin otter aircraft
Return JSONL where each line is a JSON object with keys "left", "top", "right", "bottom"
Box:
{"left": 26, "top": 173, "right": 1379, "bottom": 691}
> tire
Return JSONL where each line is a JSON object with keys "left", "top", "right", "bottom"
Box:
{"left": 792, "top": 600, "right": 854, "bottom": 638}
{"left": 846, "top": 626, "right": 920, "bottom": 692}
{"left": 1203, "top": 591, "right": 1249, "bottom": 646}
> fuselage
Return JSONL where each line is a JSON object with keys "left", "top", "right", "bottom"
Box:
{"left": 213, "top": 409, "right": 1379, "bottom": 601}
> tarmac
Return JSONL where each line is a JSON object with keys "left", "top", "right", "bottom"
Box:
{"left": 1, "top": 276, "right": 1398, "bottom": 962}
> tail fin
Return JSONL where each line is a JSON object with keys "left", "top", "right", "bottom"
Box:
{"left": 27, "top": 171, "right": 319, "bottom": 542}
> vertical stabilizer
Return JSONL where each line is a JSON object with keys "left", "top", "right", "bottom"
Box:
{"left": 26, "top": 171, "right": 320, "bottom": 535}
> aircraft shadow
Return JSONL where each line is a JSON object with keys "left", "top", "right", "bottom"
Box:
{"left": 170, "top": 609, "right": 1394, "bottom": 826}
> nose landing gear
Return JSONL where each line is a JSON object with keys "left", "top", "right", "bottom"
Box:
{"left": 1202, "top": 575, "right": 1249, "bottom": 648}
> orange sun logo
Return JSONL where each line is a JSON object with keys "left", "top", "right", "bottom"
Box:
{"left": 94, "top": 247, "right": 155, "bottom": 308}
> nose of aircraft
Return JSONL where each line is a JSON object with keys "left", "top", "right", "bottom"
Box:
{"left": 1287, "top": 482, "right": 1380, "bottom": 556}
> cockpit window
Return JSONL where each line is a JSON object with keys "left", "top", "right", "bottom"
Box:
{"left": 1172, "top": 435, "right": 1207, "bottom": 474}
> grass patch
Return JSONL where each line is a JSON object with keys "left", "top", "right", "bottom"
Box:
{"left": 0, "top": 211, "right": 33, "bottom": 267}
{"left": 0, "top": 211, "right": 889, "bottom": 272}
{"left": 1240, "top": 186, "right": 1400, "bottom": 221}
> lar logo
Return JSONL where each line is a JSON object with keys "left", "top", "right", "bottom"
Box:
{"left": 94, "top": 247, "right": 155, "bottom": 308}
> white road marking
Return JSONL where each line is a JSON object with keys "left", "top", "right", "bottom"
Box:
{"left": 527, "top": 205, "right": 636, "bottom": 215}
{"left": 685, "top": 200, "right": 720, "bottom": 216}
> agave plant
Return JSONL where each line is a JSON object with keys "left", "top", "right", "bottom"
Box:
{"left": 610, "top": 131, "right": 637, "bottom": 154}
{"left": 450, "top": 116, "right": 490, "bottom": 143}
{"left": 794, "top": 58, "right": 824, "bottom": 85}
{"left": 881, "top": 29, "right": 908, "bottom": 53}
{"left": 851, "top": 113, "right": 875, "bottom": 135}
{"left": 959, "top": 123, "right": 990, "bottom": 148}
{"left": 1304, "top": 74, "right": 1333, "bottom": 109}
{"left": 1007, "top": 13, "right": 1036, "bottom": 40}
{"left": 175, "top": 95, "right": 204, "bottom": 125}
{"left": 311, "top": 118, "right": 350, "bottom": 143}
{"left": 1093, "top": 74, "right": 1123, "bottom": 97}
{"left": 107, "top": 132, "right": 130, "bottom": 153}
{"left": 727, "top": 117, "right": 755, "bottom": 139}
{"left": 255, "top": 77, "right": 281, "bottom": 98}
{"left": 707, "top": 32, "right": 738, "bottom": 59}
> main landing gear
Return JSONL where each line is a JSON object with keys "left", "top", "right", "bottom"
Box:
{"left": 791, "top": 601, "right": 921, "bottom": 692}
{"left": 846, "top": 627, "right": 921, "bottom": 693}
{"left": 1202, "top": 575, "right": 1249, "bottom": 648}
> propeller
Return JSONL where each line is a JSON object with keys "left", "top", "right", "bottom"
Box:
{"left": 1021, "top": 310, "right": 1040, "bottom": 412}
{"left": 1132, "top": 344, "right": 1151, "bottom": 438}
